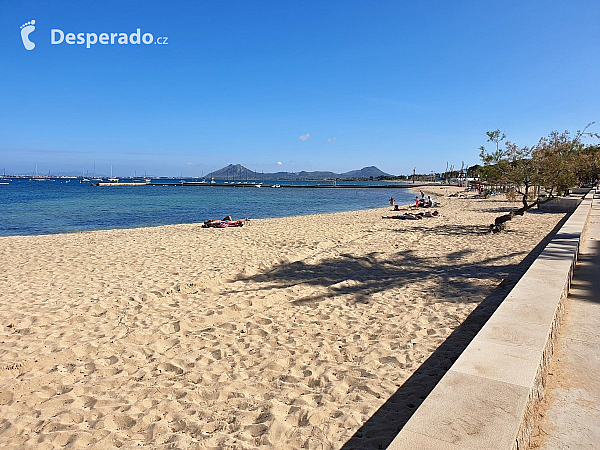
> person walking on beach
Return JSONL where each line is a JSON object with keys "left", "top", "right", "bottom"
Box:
{"left": 389, "top": 197, "right": 395, "bottom": 207}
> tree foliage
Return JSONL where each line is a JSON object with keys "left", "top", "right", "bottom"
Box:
{"left": 478, "top": 124, "right": 599, "bottom": 232}
{"left": 466, "top": 164, "right": 481, "bottom": 178}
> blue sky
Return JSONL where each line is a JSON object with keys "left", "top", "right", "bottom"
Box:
{"left": 1, "top": 1, "right": 599, "bottom": 177}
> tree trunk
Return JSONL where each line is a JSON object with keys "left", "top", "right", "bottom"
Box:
{"left": 489, "top": 193, "right": 554, "bottom": 233}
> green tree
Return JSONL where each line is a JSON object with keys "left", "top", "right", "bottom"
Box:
{"left": 466, "top": 164, "right": 482, "bottom": 178}
{"left": 479, "top": 124, "right": 599, "bottom": 232}
{"left": 574, "top": 144, "right": 600, "bottom": 185}
{"left": 479, "top": 129, "right": 506, "bottom": 163}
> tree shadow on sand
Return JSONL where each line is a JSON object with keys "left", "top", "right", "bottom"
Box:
{"left": 475, "top": 207, "right": 568, "bottom": 217}
{"left": 338, "top": 212, "right": 571, "bottom": 449}
{"left": 387, "top": 222, "right": 490, "bottom": 236}
{"left": 227, "top": 245, "right": 525, "bottom": 306}
{"left": 221, "top": 214, "right": 571, "bottom": 448}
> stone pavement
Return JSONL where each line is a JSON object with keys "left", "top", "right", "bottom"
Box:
{"left": 532, "top": 192, "right": 600, "bottom": 449}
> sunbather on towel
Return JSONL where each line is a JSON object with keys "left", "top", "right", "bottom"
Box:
{"left": 382, "top": 212, "right": 422, "bottom": 220}
{"left": 203, "top": 217, "right": 249, "bottom": 228}
{"left": 382, "top": 210, "right": 439, "bottom": 220}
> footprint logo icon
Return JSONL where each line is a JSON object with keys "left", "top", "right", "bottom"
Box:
{"left": 20, "top": 20, "right": 36, "bottom": 50}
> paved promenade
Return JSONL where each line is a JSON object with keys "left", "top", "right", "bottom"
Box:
{"left": 533, "top": 193, "right": 600, "bottom": 449}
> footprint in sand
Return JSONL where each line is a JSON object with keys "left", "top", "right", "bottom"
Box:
{"left": 105, "top": 414, "right": 137, "bottom": 430}
{"left": 20, "top": 20, "right": 36, "bottom": 50}
{"left": 157, "top": 362, "right": 184, "bottom": 374}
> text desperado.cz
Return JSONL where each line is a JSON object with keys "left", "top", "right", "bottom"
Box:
{"left": 51, "top": 29, "right": 168, "bottom": 48}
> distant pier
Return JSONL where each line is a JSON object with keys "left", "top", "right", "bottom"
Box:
{"left": 91, "top": 181, "right": 429, "bottom": 189}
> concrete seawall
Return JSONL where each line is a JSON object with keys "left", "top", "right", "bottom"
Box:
{"left": 388, "top": 189, "right": 596, "bottom": 449}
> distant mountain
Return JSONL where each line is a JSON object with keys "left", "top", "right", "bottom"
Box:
{"left": 340, "top": 166, "right": 390, "bottom": 178}
{"left": 205, "top": 164, "right": 264, "bottom": 181}
{"left": 205, "top": 164, "right": 392, "bottom": 180}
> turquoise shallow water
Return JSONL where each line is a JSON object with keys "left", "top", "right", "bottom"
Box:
{"left": 0, "top": 179, "right": 416, "bottom": 236}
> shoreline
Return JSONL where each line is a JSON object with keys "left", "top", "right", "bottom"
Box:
{"left": 1, "top": 205, "right": 396, "bottom": 240}
{"left": 1, "top": 191, "right": 417, "bottom": 239}
{"left": 0, "top": 191, "right": 565, "bottom": 448}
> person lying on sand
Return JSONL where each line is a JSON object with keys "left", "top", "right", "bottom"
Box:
{"left": 204, "top": 215, "right": 234, "bottom": 226}
{"left": 203, "top": 216, "right": 249, "bottom": 228}
{"left": 382, "top": 210, "right": 440, "bottom": 220}
{"left": 401, "top": 202, "right": 441, "bottom": 211}
{"left": 383, "top": 214, "right": 404, "bottom": 219}
{"left": 382, "top": 213, "right": 421, "bottom": 220}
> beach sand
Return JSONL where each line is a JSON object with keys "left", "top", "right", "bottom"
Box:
{"left": 0, "top": 187, "right": 564, "bottom": 449}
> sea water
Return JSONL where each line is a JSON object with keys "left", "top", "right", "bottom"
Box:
{"left": 0, "top": 179, "right": 416, "bottom": 237}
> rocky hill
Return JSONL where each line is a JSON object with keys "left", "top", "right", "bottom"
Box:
{"left": 205, "top": 164, "right": 391, "bottom": 180}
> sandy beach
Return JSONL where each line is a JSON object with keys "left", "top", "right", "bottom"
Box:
{"left": 0, "top": 186, "right": 564, "bottom": 449}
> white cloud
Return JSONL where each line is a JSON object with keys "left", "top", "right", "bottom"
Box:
{"left": 325, "top": 136, "right": 337, "bottom": 144}
{"left": 299, "top": 133, "right": 311, "bottom": 141}
{"left": 277, "top": 161, "right": 283, "bottom": 165}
